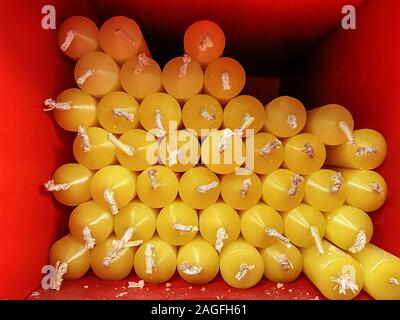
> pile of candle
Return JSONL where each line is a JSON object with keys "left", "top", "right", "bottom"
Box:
{"left": 44, "top": 16, "right": 400, "bottom": 300}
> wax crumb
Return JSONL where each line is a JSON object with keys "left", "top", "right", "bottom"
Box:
{"left": 216, "top": 296, "right": 220, "bottom": 300}
{"left": 228, "top": 289, "right": 231, "bottom": 293}
{"left": 31, "top": 292, "right": 40, "bottom": 297}
{"left": 83, "top": 285, "right": 89, "bottom": 289}
{"left": 166, "top": 283, "right": 172, "bottom": 288}
{"left": 128, "top": 280, "right": 145, "bottom": 289}
{"left": 288, "top": 289, "right": 293, "bottom": 292}
{"left": 314, "top": 296, "right": 320, "bottom": 300}
{"left": 276, "top": 283, "right": 284, "bottom": 289}
{"left": 116, "top": 292, "right": 128, "bottom": 297}
{"left": 306, "top": 292, "right": 309, "bottom": 296}
{"left": 201, "top": 287, "right": 206, "bottom": 292}
{"left": 267, "top": 292, "right": 271, "bottom": 295}
{"left": 166, "top": 288, "right": 170, "bottom": 292}
{"left": 189, "top": 286, "right": 193, "bottom": 290}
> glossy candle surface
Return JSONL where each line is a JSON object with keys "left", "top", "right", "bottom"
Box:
{"left": 51, "top": 88, "right": 98, "bottom": 132}
{"left": 177, "top": 237, "right": 220, "bottom": 284}
{"left": 184, "top": 20, "right": 225, "bottom": 68}
{"left": 49, "top": 234, "right": 91, "bottom": 280}
{"left": 136, "top": 166, "right": 179, "bottom": 208}
{"left": 74, "top": 51, "right": 121, "bottom": 98}
{"left": 240, "top": 204, "right": 283, "bottom": 248}
{"left": 282, "top": 204, "right": 326, "bottom": 248}
{"left": 339, "top": 169, "right": 387, "bottom": 212}
{"left": 351, "top": 244, "right": 400, "bottom": 300}
{"left": 325, "top": 206, "right": 373, "bottom": 253}
{"left": 156, "top": 201, "right": 199, "bottom": 246}
{"left": 58, "top": 16, "right": 99, "bottom": 60}
{"left": 113, "top": 201, "right": 157, "bottom": 242}
{"left": 304, "top": 169, "right": 346, "bottom": 212}
{"left": 97, "top": 91, "right": 140, "bottom": 134}
{"left": 282, "top": 133, "right": 326, "bottom": 175}
{"left": 134, "top": 236, "right": 177, "bottom": 283}
{"left": 47, "top": 163, "right": 93, "bottom": 206}
{"left": 120, "top": 54, "right": 162, "bottom": 100}
{"left": 303, "top": 104, "right": 354, "bottom": 145}
{"left": 204, "top": 57, "right": 246, "bottom": 102}
{"left": 162, "top": 55, "right": 204, "bottom": 102}
{"left": 90, "top": 165, "right": 136, "bottom": 213}
{"left": 325, "top": 129, "right": 387, "bottom": 170}
{"left": 220, "top": 239, "right": 264, "bottom": 289}
{"left": 178, "top": 167, "right": 220, "bottom": 209}
{"left": 260, "top": 242, "right": 302, "bottom": 283}
{"left": 69, "top": 200, "right": 114, "bottom": 247}
{"left": 223, "top": 95, "right": 265, "bottom": 137}
{"left": 250, "top": 133, "right": 284, "bottom": 175}
{"left": 73, "top": 127, "right": 117, "bottom": 170}
{"left": 261, "top": 169, "right": 305, "bottom": 212}
{"left": 182, "top": 94, "right": 223, "bottom": 137}
{"left": 220, "top": 171, "right": 262, "bottom": 210}
{"left": 115, "top": 129, "right": 159, "bottom": 172}
{"left": 301, "top": 240, "right": 364, "bottom": 300}
{"left": 264, "top": 96, "right": 306, "bottom": 138}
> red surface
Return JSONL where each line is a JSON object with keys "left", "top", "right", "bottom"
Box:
{"left": 0, "top": 0, "right": 398, "bottom": 300}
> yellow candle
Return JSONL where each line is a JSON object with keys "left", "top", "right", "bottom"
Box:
{"left": 351, "top": 244, "right": 400, "bottom": 300}
{"left": 263, "top": 96, "right": 307, "bottom": 138}
{"left": 178, "top": 166, "right": 220, "bottom": 209}
{"left": 113, "top": 201, "right": 157, "bottom": 243}
{"left": 156, "top": 201, "right": 199, "bottom": 246}
{"left": 72, "top": 127, "right": 117, "bottom": 170}
{"left": 182, "top": 94, "right": 223, "bottom": 137}
{"left": 183, "top": 20, "right": 225, "bottom": 68}
{"left": 44, "top": 88, "right": 98, "bottom": 132}
{"left": 250, "top": 133, "right": 284, "bottom": 175}
{"left": 304, "top": 169, "right": 346, "bottom": 212}
{"left": 162, "top": 55, "right": 204, "bottom": 102}
{"left": 240, "top": 203, "right": 285, "bottom": 248}
{"left": 223, "top": 95, "right": 265, "bottom": 137}
{"left": 90, "top": 165, "right": 136, "bottom": 215}
{"left": 134, "top": 236, "right": 177, "bottom": 283}
{"left": 204, "top": 57, "right": 246, "bottom": 103}
{"left": 282, "top": 133, "right": 326, "bottom": 175}
{"left": 201, "top": 129, "right": 246, "bottom": 174}
{"left": 69, "top": 200, "right": 114, "bottom": 249}
{"left": 74, "top": 51, "right": 121, "bottom": 98}
{"left": 58, "top": 16, "right": 99, "bottom": 60}
{"left": 49, "top": 234, "right": 91, "bottom": 280}
{"left": 281, "top": 204, "right": 326, "bottom": 249}
{"left": 138, "top": 93, "right": 182, "bottom": 138}
{"left": 115, "top": 129, "right": 159, "bottom": 172}
{"left": 325, "top": 129, "right": 387, "bottom": 170}
{"left": 44, "top": 163, "right": 92, "bottom": 206}
{"left": 120, "top": 53, "right": 163, "bottom": 101}
{"left": 98, "top": 16, "right": 150, "bottom": 65}
{"left": 136, "top": 165, "right": 179, "bottom": 208}
{"left": 339, "top": 169, "right": 387, "bottom": 212}
{"left": 220, "top": 171, "right": 262, "bottom": 210}
{"left": 91, "top": 232, "right": 138, "bottom": 281}
{"left": 219, "top": 239, "right": 264, "bottom": 289}
{"left": 301, "top": 240, "right": 364, "bottom": 300}
{"left": 259, "top": 242, "right": 302, "bottom": 283}
{"left": 303, "top": 104, "right": 354, "bottom": 145}
{"left": 261, "top": 169, "right": 305, "bottom": 212}
{"left": 325, "top": 205, "right": 373, "bottom": 253}
{"left": 177, "top": 237, "right": 220, "bottom": 284}
{"left": 199, "top": 202, "right": 241, "bottom": 252}
{"left": 97, "top": 91, "right": 140, "bottom": 134}
{"left": 158, "top": 130, "right": 201, "bottom": 172}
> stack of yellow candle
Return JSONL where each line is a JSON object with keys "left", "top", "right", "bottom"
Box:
{"left": 43, "top": 16, "right": 398, "bottom": 300}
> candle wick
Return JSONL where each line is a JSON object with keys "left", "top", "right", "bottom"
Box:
{"left": 288, "top": 174, "right": 304, "bottom": 197}
{"left": 173, "top": 224, "right": 199, "bottom": 233}
{"left": 215, "top": 227, "right": 229, "bottom": 253}
{"left": 179, "top": 54, "right": 192, "bottom": 78}
{"left": 77, "top": 126, "right": 91, "bottom": 152}
{"left": 217, "top": 129, "right": 234, "bottom": 153}
{"left": 302, "top": 142, "right": 315, "bottom": 158}
{"left": 330, "top": 172, "right": 343, "bottom": 194}
{"left": 112, "top": 108, "right": 135, "bottom": 122}
{"left": 199, "top": 108, "right": 217, "bottom": 122}
{"left": 134, "top": 53, "right": 150, "bottom": 75}
{"left": 338, "top": 121, "right": 355, "bottom": 144}
{"left": 82, "top": 226, "right": 96, "bottom": 250}
{"left": 277, "top": 254, "right": 294, "bottom": 272}
{"left": 389, "top": 277, "right": 400, "bottom": 286}
{"left": 221, "top": 71, "right": 231, "bottom": 91}
{"left": 265, "top": 228, "right": 292, "bottom": 248}
{"left": 235, "top": 263, "right": 255, "bottom": 282}
{"left": 287, "top": 114, "right": 298, "bottom": 129}
{"left": 153, "top": 110, "right": 166, "bottom": 138}
{"left": 179, "top": 262, "right": 202, "bottom": 275}
{"left": 198, "top": 32, "right": 214, "bottom": 52}
{"left": 147, "top": 168, "right": 160, "bottom": 191}
{"left": 369, "top": 181, "right": 383, "bottom": 193}
{"left": 145, "top": 244, "right": 156, "bottom": 274}
{"left": 103, "top": 228, "right": 134, "bottom": 267}
{"left": 259, "top": 139, "right": 282, "bottom": 157}
{"left": 348, "top": 230, "right": 367, "bottom": 253}
{"left": 44, "top": 180, "right": 70, "bottom": 192}
{"left": 310, "top": 226, "right": 325, "bottom": 255}
{"left": 103, "top": 189, "right": 119, "bottom": 215}
{"left": 331, "top": 272, "right": 359, "bottom": 295}
{"left": 108, "top": 133, "right": 135, "bottom": 156}
{"left": 76, "top": 68, "right": 95, "bottom": 85}
{"left": 196, "top": 181, "right": 219, "bottom": 193}
{"left": 240, "top": 178, "right": 252, "bottom": 198}
{"left": 50, "top": 261, "right": 68, "bottom": 291}
{"left": 235, "top": 113, "right": 255, "bottom": 136}
{"left": 60, "top": 30, "right": 76, "bottom": 52}
{"left": 355, "top": 146, "right": 378, "bottom": 157}
{"left": 167, "top": 147, "right": 182, "bottom": 166}
{"left": 43, "top": 99, "right": 72, "bottom": 112}
{"left": 114, "top": 28, "right": 136, "bottom": 46}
